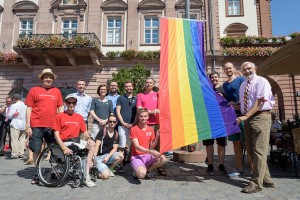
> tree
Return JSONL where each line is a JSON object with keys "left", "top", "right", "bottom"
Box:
{"left": 111, "top": 63, "right": 151, "bottom": 95}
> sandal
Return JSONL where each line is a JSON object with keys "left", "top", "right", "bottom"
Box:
{"left": 31, "top": 175, "right": 39, "bottom": 185}
{"left": 157, "top": 167, "right": 167, "bottom": 176}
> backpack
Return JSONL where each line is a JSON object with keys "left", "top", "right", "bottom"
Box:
{"left": 100, "top": 126, "right": 119, "bottom": 154}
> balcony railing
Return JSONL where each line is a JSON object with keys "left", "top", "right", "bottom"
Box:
{"left": 15, "top": 33, "right": 101, "bottom": 52}
{"left": 13, "top": 33, "right": 102, "bottom": 66}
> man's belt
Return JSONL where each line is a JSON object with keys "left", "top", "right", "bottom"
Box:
{"left": 255, "top": 110, "right": 271, "bottom": 115}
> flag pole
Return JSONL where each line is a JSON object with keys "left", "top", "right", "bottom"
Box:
{"left": 185, "top": 0, "right": 190, "bottom": 19}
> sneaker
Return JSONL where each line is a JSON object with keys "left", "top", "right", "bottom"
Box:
{"left": 109, "top": 168, "right": 115, "bottom": 177}
{"left": 85, "top": 175, "right": 95, "bottom": 187}
{"left": 165, "top": 151, "right": 173, "bottom": 158}
{"left": 219, "top": 164, "right": 227, "bottom": 175}
{"left": 206, "top": 164, "right": 214, "bottom": 174}
{"left": 115, "top": 165, "right": 125, "bottom": 173}
{"left": 228, "top": 169, "right": 243, "bottom": 178}
{"left": 133, "top": 171, "right": 138, "bottom": 180}
{"left": 145, "top": 171, "right": 156, "bottom": 180}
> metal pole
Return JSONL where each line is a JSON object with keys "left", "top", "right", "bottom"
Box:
{"left": 185, "top": 0, "right": 190, "bottom": 19}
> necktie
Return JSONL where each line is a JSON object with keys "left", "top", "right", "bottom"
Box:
{"left": 243, "top": 81, "right": 250, "bottom": 114}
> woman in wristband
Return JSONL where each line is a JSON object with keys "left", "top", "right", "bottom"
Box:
{"left": 130, "top": 108, "right": 166, "bottom": 179}
{"left": 52, "top": 94, "right": 96, "bottom": 187}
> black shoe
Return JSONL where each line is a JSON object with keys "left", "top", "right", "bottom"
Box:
{"left": 145, "top": 172, "right": 156, "bottom": 180}
{"left": 219, "top": 164, "right": 227, "bottom": 175}
{"left": 133, "top": 171, "right": 138, "bottom": 180}
{"left": 0, "top": 152, "right": 4, "bottom": 156}
{"left": 206, "top": 164, "right": 214, "bottom": 174}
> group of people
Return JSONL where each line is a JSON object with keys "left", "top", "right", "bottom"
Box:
{"left": 0, "top": 60, "right": 275, "bottom": 194}
{"left": 206, "top": 61, "right": 275, "bottom": 193}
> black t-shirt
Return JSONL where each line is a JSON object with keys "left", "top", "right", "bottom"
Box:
{"left": 116, "top": 95, "right": 136, "bottom": 124}
{"left": 214, "top": 86, "right": 226, "bottom": 98}
{"left": 95, "top": 127, "right": 119, "bottom": 156}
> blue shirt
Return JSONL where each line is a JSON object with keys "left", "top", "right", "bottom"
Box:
{"left": 73, "top": 92, "right": 92, "bottom": 121}
{"left": 223, "top": 76, "right": 246, "bottom": 116}
{"left": 223, "top": 76, "right": 246, "bottom": 103}
{"left": 107, "top": 93, "right": 120, "bottom": 114}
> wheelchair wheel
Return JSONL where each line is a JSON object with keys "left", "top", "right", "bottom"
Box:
{"left": 70, "top": 155, "right": 82, "bottom": 188}
{"left": 37, "top": 145, "right": 70, "bottom": 187}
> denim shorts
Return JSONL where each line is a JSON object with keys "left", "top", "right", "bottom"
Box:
{"left": 95, "top": 152, "right": 120, "bottom": 173}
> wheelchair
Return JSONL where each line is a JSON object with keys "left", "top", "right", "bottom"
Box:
{"left": 36, "top": 144, "right": 98, "bottom": 187}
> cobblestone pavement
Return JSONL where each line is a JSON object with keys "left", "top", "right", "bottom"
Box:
{"left": 0, "top": 142, "right": 300, "bottom": 200}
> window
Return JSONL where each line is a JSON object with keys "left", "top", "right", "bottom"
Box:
{"left": 107, "top": 17, "right": 121, "bottom": 45}
{"left": 144, "top": 17, "right": 159, "bottom": 44}
{"left": 19, "top": 19, "right": 33, "bottom": 35}
{"left": 61, "top": 19, "right": 77, "bottom": 35}
{"left": 226, "top": 0, "right": 244, "bottom": 16}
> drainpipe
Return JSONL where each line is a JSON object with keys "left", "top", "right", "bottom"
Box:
{"left": 85, "top": 0, "right": 89, "bottom": 32}
{"left": 185, "top": 0, "right": 190, "bottom": 19}
{"left": 291, "top": 74, "right": 299, "bottom": 117}
{"left": 208, "top": 0, "right": 216, "bottom": 70}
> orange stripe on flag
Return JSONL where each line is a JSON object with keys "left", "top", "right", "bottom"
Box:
{"left": 168, "top": 19, "right": 185, "bottom": 148}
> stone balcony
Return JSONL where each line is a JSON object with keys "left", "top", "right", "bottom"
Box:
{"left": 13, "top": 33, "right": 102, "bottom": 67}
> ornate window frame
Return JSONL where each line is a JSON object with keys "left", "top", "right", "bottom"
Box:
{"left": 50, "top": 0, "right": 87, "bottom": 22}
{"left": 12, "top": 1, "right": 39, "bottom": 37}
{"left": 138, "top": 0, "right": 165, "bottom": 46}
{"left": 225, "top": 23, "right": 248, "bottom": 36}
{"left": 101, "top": 0, "right": 127, "bottom": 46}
{"left": 175, "top": 0, "right": 203, "bottom": 20}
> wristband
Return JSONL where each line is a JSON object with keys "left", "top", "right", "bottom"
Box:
{"left": 26, "top": 126, "right": 31, "bottom": 130}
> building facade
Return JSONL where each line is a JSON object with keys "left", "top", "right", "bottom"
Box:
{"left": 0, "top": 0, "right": 298, "bottom": 121}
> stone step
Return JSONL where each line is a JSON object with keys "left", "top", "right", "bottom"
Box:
{"left": 173, "top": 150, "right": 207, "bottom": 163}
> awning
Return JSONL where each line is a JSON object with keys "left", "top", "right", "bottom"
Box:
{"left": 257, "top": 35, "right": 300, "bottom": 76}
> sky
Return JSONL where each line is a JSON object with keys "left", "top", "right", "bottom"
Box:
{"left": 271, "top": 0, "right": 300, "bottom": 36}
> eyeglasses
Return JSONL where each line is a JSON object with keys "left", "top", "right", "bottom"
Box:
{"left": 108, "top": 121, "right": 117, "bottom": 124}
{"left": 66, "top": 101, "right": 76, "bottom": 105}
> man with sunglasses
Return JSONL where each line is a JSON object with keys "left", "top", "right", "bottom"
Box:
{"left": 116, "top": 81, "right": 136, "bottom": 158}
{"left": 93, "top": 114, "right": 124, "bottom": 179}
{"left": 53, "top": 93, "right": 96, "bottom": 187}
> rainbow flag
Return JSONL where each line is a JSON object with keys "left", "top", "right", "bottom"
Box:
{"left": 159, "top": 17, "right": 240, "bottom": 153}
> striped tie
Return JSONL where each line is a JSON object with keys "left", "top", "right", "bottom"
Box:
{"left": 243, "top": 81, "right": 250, "bottom": 114}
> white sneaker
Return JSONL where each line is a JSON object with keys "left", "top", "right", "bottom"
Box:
{"left": 85, "top": 175, "right": 95, "bottom": 187}
{"left": 109, "top": 168, "right": 115, "bottom": 177}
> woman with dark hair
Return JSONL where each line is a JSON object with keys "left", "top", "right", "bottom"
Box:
{"left": 90, "top": 84, "right": 113, "bottom": 139}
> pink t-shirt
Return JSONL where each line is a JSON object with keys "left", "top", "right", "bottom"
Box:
{"left": 136, "top": 91, "right": 159, "bottom": 124}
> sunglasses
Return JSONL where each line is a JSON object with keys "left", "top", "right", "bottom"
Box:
{"left": 66, "top": 101, "right": 77, "bottom": 105}
{"left": 108, "top": 120, "right": 117, "bottom": 124}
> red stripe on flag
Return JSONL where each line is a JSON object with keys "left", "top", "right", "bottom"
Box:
{"left": 159, "top": 18, "right": 172, "bottom": 153}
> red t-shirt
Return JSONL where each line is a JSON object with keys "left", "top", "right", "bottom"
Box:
{"left": 52, "top": 112, "right": 86, "bottom": 141}
{"left": 130, "top": 125, "right": 155, "bottom": 156}
{"left": 25, "top": 86, "right": 63, "bottom": 127}
{"left": 136, "top": 91, "right": 159, "bottom": 124}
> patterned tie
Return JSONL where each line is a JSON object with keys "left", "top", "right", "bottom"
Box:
{"left": 243, "top": 81, "right": 250, "bottom": 114}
